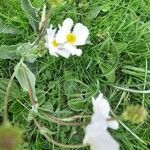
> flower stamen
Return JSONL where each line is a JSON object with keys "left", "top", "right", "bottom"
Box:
{"left": 51, "top": 40, "right": 58, "bottom": 47}
{"left": 66, "top": 33, "right": 76, "bottom": 44}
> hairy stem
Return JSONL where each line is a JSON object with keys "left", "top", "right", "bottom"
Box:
{"left": 39, "top": 111, "right": 85, "bottom": 126}
{"left": 3, "top": 58, "right": 24, "bottom": 123}
{"left": 107, "top": 116, "right": 121, "bottom": 122}
{"left": 33, "top": 7, "right": 50, "bottom": 46}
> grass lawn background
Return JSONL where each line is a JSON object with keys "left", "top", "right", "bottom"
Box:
{"left": 0, "top": 0, "right": 150, "bottom": 149}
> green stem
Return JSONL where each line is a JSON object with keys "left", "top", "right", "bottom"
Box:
{"left": 33, "top": 8, "right": 50, "bottom": 46}
{"left": 107, "top": 115, "right": 121, "bottom": 122}
{"left": 39, "top": 111, "right": 85, "bottom": 126}
{"left": 3, "top": 58, "right": 24, "bottom": 124}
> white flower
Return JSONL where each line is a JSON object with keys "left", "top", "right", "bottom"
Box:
{"left": 45, "top": 25, "right": 71, "bottom": 58}
{"left": 83, "top": 93, "right": 119, "bottom": 150}
{"left": 55, "top": 18, "right": 89, "bottom": 56}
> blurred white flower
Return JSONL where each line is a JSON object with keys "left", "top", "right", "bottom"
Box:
{"left": 83, "top": 93, "right": 119, "bottom": 150}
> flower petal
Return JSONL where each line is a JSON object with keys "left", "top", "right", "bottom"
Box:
{"left": 46, "top": 25, "right": 56, "bottom": 38}
{"left": 62, "top": 18, "right": 74, "bottom": 28}
{"left": 45, "top": 26, "right": 57, "bottom": 46}
{"left": 46, "top": 42, "right": 59, "bottom": 57}
{"left": 44, "top": 35, "right": 49, "bottom": 48}
{"left": 92, "top": 93, "right": 110, "bottom": 118}
{"left": 48, "top": 49, "right": 59, "bottom": 57}
{"left": 73, "top": 23, "right": 89, "bottom": 45}
{"left": 107, "top": 120, "right": 119, "bottom": 130}
{"left": 45, "top": 26, "right": 60, "bottom": 57}
{"left": 64, "top": 43, "right": 82, "bottom": 56}
{"left": 56, "top": 49, "right": 71, "bottom": 58}
{"left": 55, "top": 18, "right": 73, "bottom": 43}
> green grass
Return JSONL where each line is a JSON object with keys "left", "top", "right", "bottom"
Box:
{"left": 0, "top": 0, "right": 150, "bottom": 149}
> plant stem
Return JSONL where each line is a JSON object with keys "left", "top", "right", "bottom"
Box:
{"left": 3, "top": 58, "right": 24, "bottom": 124}
{"left": 33, "top": 7, "right": 50, "bottom": 46}
{"left": 107, "top": 116, "right": 121, "bottom": 122}
{"left": 39, "top": 111, "right": 85, "bottom": 126}
{"left": 34, "top": 118, "right": 86, "bottom": 149}
{"left": 3, "top": 71, "right": 15, "bottom": 123}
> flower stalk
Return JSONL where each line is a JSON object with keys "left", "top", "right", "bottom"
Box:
{"left": 39, "top": 110, "right": 85, "bottom": 126}
{"left": 33, "top": 5, "right": 51, "bottom": 46}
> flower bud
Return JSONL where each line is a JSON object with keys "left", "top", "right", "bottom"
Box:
{"left": 48, "top": 0, "right": 65, "bottom": 7}
{"left": 122, "top": 105, "right": 148, "bottom": 124}
{"left": 0, "top": 123, "right": 22, "bottom": 150}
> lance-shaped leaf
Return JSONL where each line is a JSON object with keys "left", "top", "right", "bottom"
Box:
{"left": 15, "top": 62, "right": 38, "bottom": 102}
{"left": 0, "top": 44, "right": 20, "bottom": 60}
{"left": 15, "top": 62, "right": 36, "bottom": 92}
{"left": 0, "top": 26, "right": 22, "bottom": 35}
{"left": 21, "top": 0, "right": 39, "bottom": 32}
{"left": 0, "top": 19, "right": 22, "bottom": 35}
{"left": 0, "top": 42, "right": 38, "bottom": 61}
{"left": 17, "top": 42, "right": 39, "bottom": 63}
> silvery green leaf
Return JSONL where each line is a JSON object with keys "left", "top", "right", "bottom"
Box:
{"left": 0, "top": 19, "right": 22, "bottom": 34}
{"left": 17, "top": 42, "right": 33, "bottom": 56}
{"left": 15, "top": 62, "right": 36, "bottom": 92}
{"left": 17, "top": 42, "right": 38, "bottom": 63}
{"left": 0, "top": 26, "right": 22, "bottom": 35}
{"left": 0, "top": 44, "right": 20, "bottom": 59}
{"left": 25, "top": 52, "right": 38, "bottom": 63}
{"left": 21, "top": 0, "right": 39, "bottom": 32}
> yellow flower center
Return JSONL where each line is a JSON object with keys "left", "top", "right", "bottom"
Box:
{"left": 51, "top": 40, "right": 58, "bottom": 47}
{"left": 66, "top": 33, "right": 76, "bottom": 44}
